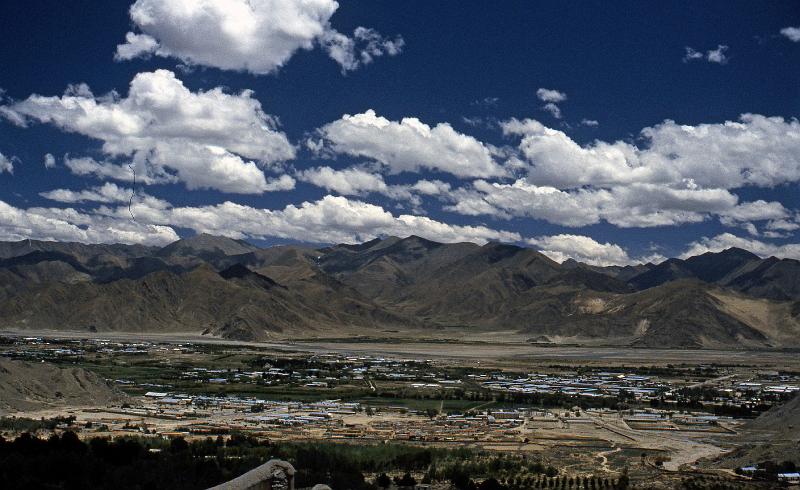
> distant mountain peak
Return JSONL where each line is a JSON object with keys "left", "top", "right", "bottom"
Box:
{"left": 158, "top": 233, "right": 259, "bottom": 257}
{"left": 401, "top": 234, "right": 433, "bottom": 243}
{"left": 179, "top": 233, "right": 250, "bottom": 247}
{"left": 331, "top": 235, "right": 402, "bottom": 253}
{"left": 715, "top": 247, "right": 761, "bottom": 260}
{"left": 629, "top": 244, "right": 765, "bottom": 289}
{"left": 393, "top": 235, "right": 442, "bottom": 250}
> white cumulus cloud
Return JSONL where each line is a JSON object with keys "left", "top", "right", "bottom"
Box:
{"left": 321, "top": 26, "right": 404, "bottom": 73}
{"left": 63, "top": 156, "right": 174, "bottom": 185}
{"left": 39, "top": 183, "right": 171, "bottom": 211}
{"left": 536, "top": 88, "right": 567, "bottom": 103}
{"left": 116, "top": 0, "right": 402, "bottom": 74}
{"left": 315, "top": 109, "right": 507, "bottom": 179}
{"left": 296, "top": 166, "right": 424, "bottom": 207}
{"left": 780, "top": 26, "right": 800, "bottom": 42}
{"left": 114, "top": 32, "right": 159, "bottom": 61}
{"left": 297, "top": 166, "right": 389, "bottom": 196}
{"left": 102, "top": 194, "right": 522, "bottom": 245}
{"left": 502, "top": 114, "right": 800, "bottom": 190}
{"left": 536, "top": 88, "right": 566, "bottom": 119}
{"left": 681, "top": 233, "right": 800, "bottom": 261}
{"left": 436, "top": 178, "right": 788, "bottom": 231}
{"left": 683, "top": 45, "right": 729, "bottom": 64}
{"left": 1, "top": 70, "right": 296, "bottom": 193}
{"left": 43, "top": 153, "right": 56, "bottom": 169}
{"left": 0, "top": 200, "right": 178, "bottom": 246}
{"left": 0, "top": 152, "right": 15, "bottom": 174}
{"left": 541, "top": 102, "right": 562, "bottom": 119}
{"left": 528, "top": 234, "right": 644, "bottom": 267}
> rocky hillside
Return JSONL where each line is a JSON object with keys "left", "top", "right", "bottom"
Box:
{"left": 1, "top": 234, "right": 799, "bottom": 348}
{"left": 709, "top": 394, "right": 800, "bottom": 467}
{"left": 0, "top": 358, "right": 126, "bottom": 414}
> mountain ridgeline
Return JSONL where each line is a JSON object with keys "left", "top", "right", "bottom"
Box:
{"left": 1, "top": 234, "right": 799, "bottom": 349}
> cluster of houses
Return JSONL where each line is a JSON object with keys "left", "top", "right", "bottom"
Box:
{"left": 1, "top": 336, "right": 196, "bottom": 361}
{"left": 478, "top": 370, "right": 800, "bottom": 408}
{"left": 478, "top": 372, "right": 663, "bottom": 399}
{"left": 4, "top": 335, "right": 798, "bottom": 421}
{"left": 91, "top": 392, "right": 558, "bottom": 445}
{"left": 738, "top": 466, "right": 800, "bottom": 484}
{"left": 103, "top": 391, "right": 738, "bottom": 445}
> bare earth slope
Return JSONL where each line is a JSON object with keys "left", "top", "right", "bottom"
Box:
{"left": 709, "top": 395, "right": 800, "bottom": 467}
{"left": 0, "top": 264, "right": 413, "bottom": 341}
{"left": 0, "top": 358, "right": 126, "bottom": 414}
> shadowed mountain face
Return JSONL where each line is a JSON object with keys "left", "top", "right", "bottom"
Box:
{"left": 627, "top": 248, "right": 760, "bottom": 289}
{"left": 0, "top": 234, "right": 799, "bottom": 348}
{"left": 622, "top": 247, "right": 800, "bottom": 302}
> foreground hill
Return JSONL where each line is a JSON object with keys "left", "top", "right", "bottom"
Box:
{"left": 0, "top": 358, "right": 126, "bottom": 414}
{"left": 0, "top": 235, "right": 799, "bottom": 348}
{"left": 709, "top": 394, "right": 800, "bottom": 467}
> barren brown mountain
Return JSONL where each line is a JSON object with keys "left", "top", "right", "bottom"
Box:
{"left": 1, "top": 234, "right": 799, "bottom": 348}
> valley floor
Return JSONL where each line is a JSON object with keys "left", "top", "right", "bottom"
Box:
{"left": 5, "top": 328, "right": 800, "bottom": 369}
{"left": 2, "top": 329, "right": 797, "bottom": 488}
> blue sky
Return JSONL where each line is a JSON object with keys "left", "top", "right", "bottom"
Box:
{"left": 0, "top": 0, "right": 799, "bottom": 265}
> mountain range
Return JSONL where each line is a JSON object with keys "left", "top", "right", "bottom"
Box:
{"left": 1, "top": 234, "right": 799, "bottom": 349}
